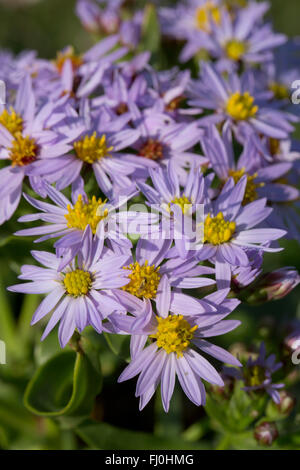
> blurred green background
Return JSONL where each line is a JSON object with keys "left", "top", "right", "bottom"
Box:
{"left": 0, "top": 0, "right": 299, "bottom": 58}
{"left": 0, "top": 0, "right": 299, "bottom": 451}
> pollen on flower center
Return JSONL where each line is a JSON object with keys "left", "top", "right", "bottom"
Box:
{"left": 55, "top": 47, "right": 83, "bottom": 73}
{"left": 150, "top": 315, "right": 198, "bottom": 357}
{"left": 169, "top": 195, "right": 192, "bottom": 214}
{"left": 204, "top": 211, "right": 236, "bottom": 245}
{"left": 9, "top": 135, "right": 38, "bottom": 167}
{"left": 269, "top": 138, "right": 280, "bottom": 156}
{"left": 226, "top": 91, "right": 258, "bottom": 121}
{"left": 122, "top": 260, "right": 161, "bottom": 299}
{"left": 73, "top": 132, "right": 114, "bottom": 164}
{"left": 244, "top": 365, "right": 266, "bottom": 387}
{"left": 139, "top": 139, "right": 164, "bottom": 161}
{"left": 0, "top": 108, "right": 23, "bottom": 136}
{"left": 64, "top": 194, "right": 108, "bottom": 234}
{"left": 269, "top": 82, "right": 290, "bottom": 100}
{"left": 228, "top": 168, "right": 264, "bottom": 205}
{"left": 225, "top": 39, "right": 247, "bottom": 61}
{"left": 63, "top": 269, "right": 92, "bottom": 297}
{"left": 195, "top": 2, "right": 221, "bottom": 32}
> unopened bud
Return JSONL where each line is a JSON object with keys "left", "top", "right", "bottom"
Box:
{"left": 276, "top": 390, "right": 296, "bottom": 415}
{"left": 254, "top": 421, "right": 278, "bottom": 446}
{"left": 246, "top": 268, "right": 300, "bottom": 305}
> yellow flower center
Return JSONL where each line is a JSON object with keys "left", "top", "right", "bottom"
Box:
{"left": 0, "top": 108, "right": 23, "bottom": 137}
{"left": 204, "top": 211, "right": 236, "bottom": 245}
{"left": 139, "top": 139, "right": 164, "bottom": 161}
{"left": 64, "top": 194, "right": 108, "bottom": 234}
{"left": 122, "top": 260, "right": 161, "bottom": 299}
{"left": 225, "top": 39, "right": 247, "bottom": 61}
{"left": 150, "top": 315, "right": 198, "bottom": 357}
{"left": 228, "top": 168, "right": 264, "bottom": 205}
{"left": 269, "top": 82, "right": 290, "bottom": 100}
{"left": 226, "top": 91, "right": 258, "bottom": 121}
{"left": 55, "top": 47, "right": 83, "bottom": 74}
{"left": 63, "top": 269, "right": 92, "bottom": 297}
{"left": 244, "top": 365, "right": 265, "bottom": 387}
{"left": 225, "top": 0, "right": 247, "bottom": 8}
{"left": 269, "top": 138, "right": 280, "bottom": 156}
{"left": 169, "top": 195, "right": 192, "bottom": 214}
{"left": 73, "top": 132, "right": 114, "bottom": 164}
{"left": 195, "top": 2, "right": 221, "bottom": 32}
{"left": 9, "top": 135, "right": 38, "bottom": 167}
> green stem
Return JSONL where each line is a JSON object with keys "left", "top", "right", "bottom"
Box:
{"left": 216, "top": 434, "right": 231, "bottom": 450}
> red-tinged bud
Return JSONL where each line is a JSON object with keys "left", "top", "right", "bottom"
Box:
{"left": 254, "top": 421, "right": 278, "bottom": 446}
{"left": 245, "top": 268, "right": 300, "bottom": 305}
{"left": 276, "top": 390, "right": 296, "bottom": 415}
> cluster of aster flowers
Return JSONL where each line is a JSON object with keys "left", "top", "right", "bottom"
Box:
{"left": 2, "top": 0, "right": 300, "bottom": 412}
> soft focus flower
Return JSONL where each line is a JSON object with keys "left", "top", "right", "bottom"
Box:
{"left": 180, "top": 2, "right": 286, "bottom": 68}
{"left": 254, "top": 421, "right": 279, "bottom": 446}
{"left": 245, "top": 267, "right": 300, "bottom": 304}
{"left": 226, "top": 342, "right": 284, "bottom": 403}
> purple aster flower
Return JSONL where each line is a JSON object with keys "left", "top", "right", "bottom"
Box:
{"left": 188, "top": 63, "right": 297, "bottom": 144}
{"left": 31, "top": 103, "right": 141, "bottom": 196}
{"left": 115, "top": 276, "right": 241, "bottom": 411}
{"left": 76, "top": 0, "right": 123, "bottom": 35}
{"left": 127, "top": 103, "right": 208, "bottom": 184}
{"left": 227, "top": 343, "right": 284, "bottom": 404}
{"left": 146, "top": 68, "right": 202, "bottom": 121}
{"left": 137, "top": 160, "right": 209, "bottom": 257}
{"left": 202, "top": 125, "right": 300, "bottom": 207}
{"left": 115, "top": 237, "right": 217, "bottom": 314}
{"left": 193, "top": 175, "right": 286, "bottom": 289}
{"left": 7, "top": 227, "right": 129, "bottom": 348}
{"left": 0, "top": 76, "right": 67, "bottom": 224}
{"left": 231, "top": 248, "right": 263, "bottom": 289}
{"left": 159, "top": 0, "right": 224, "bottom": 42}
{"left": 91, "top": 68, "right": 150, "bottom": 117}
{"left": 15, "top": 179, "right": 156, "bottom": 269}
{"left": 180, "top": 2, "right": 285, "bottom": 69}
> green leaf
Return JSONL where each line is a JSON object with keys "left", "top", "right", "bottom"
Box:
{"left": 0, "top": 280, "right": 16, "bottom": 356}
{"left": 103, "top": 332, "right": 130, "bottom": 361}
{"left": 140, "top": 4, "right": 161, "bottom": 54}
{"left": 24, "top": 347, "right": 102, "bottom": 419}
{"left": 76, "top": 420, "right": 210, "bottom": 450}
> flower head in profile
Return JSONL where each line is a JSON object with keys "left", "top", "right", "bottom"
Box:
{"left": 8, "top": 227, "right": 129, "bottom": 347}
{"left": 116, "top": 276, "right": 241, "bottom": 411}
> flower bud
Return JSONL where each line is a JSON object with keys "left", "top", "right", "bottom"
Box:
{"left": 246, "top": 268, "right": 300, "bottom": 305}
{"left": 254, "top": 421, "right": 278, "bottom": 446}
{"left": 276, "top": 390, "right": 296, "bottom": 415}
